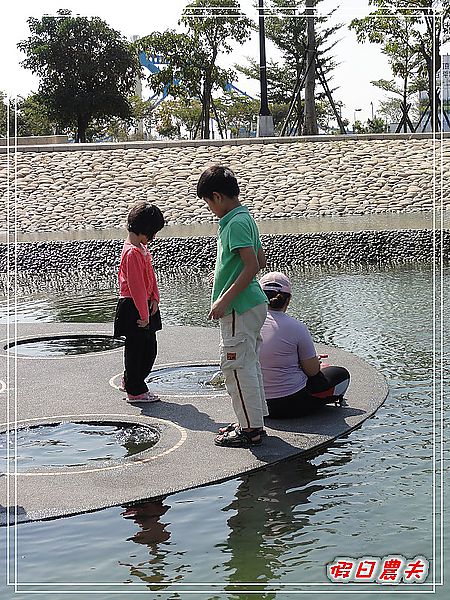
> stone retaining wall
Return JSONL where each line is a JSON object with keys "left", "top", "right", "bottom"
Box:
{"left": 1, "top": 229, "right": 447, "bottom": 274}
{"left": 1, "top": 136, "right": 448, "bottom": 234}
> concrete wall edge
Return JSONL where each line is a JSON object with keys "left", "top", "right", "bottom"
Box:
{"left": 1, "top": 132, "right": 449, "bottom": 154}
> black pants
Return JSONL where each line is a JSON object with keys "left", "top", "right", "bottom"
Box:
{"left": 123, "top": 330, "right": 157, "bottom": 396}
{"left": 267, "top": 366, "right": 350, "bottom": 418}
{"left": 114, "top": 298, "right": 162, "bottom": 396}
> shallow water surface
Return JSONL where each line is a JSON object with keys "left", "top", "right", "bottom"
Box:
{"left": 0, "top": 422, "right": 159, "bottom": 471}
{"left": 4, "top": 335, "right": 123, "bottom": 357}
{"left": 0, "top": 263, "right": 448, "bottom": 598}
{"left": 146, "top": 364, "right": 226, "bottom": 395}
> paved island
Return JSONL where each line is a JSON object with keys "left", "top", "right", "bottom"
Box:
{"left": 0, "top": 323, "right": 387, "bottom": 524}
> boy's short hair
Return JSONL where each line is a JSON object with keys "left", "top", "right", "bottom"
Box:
{"left": 197, "top": 165, "right": 240, "bottom": 200}
{"left": 127, "top": 202, "right": 165, "bottom": 238}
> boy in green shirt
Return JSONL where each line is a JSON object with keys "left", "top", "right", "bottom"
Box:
{"left": 197, "top": 165, "right": 268, "bottom": 447}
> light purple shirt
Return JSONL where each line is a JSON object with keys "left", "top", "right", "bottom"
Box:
{"left": 260, "top": 310, "right": 317, "bottom": 399}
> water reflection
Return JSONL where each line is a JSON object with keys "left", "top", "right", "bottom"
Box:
{"left": 118, "top": 499, "right": 193, "bottom": 591}
{"left": 218, "top": 450, "right": 353, "bottom": 594}
{"left": 122, "top": 500, "right": 170, "bottom": 546}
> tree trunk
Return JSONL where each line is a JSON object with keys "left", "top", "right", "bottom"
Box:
{"left": 295, "top": 59, "right": 302, "bottom": 134}
{"left": 296, "top": 93, "right": 303, "bottom": 136}
{"left": 419, "top": 22, "right": 442, "bottom": 132}
{"left": 76, "top": 114, "right": 89, "bottom": 143}
{"left": 203, "top": 76, "right": 212, "bottom": 140}
{"left": 303, "top": 0, "right": 318, "bottom": 135}
{"left": 403, "top": 77, "right": 408, "bottom": 133}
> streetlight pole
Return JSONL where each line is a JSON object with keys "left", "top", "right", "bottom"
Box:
{"left": 257, "top": 0, "right": 274, "bottom": 137}
{"left": 370, "top": 101, "right": 374, "bottom": 120}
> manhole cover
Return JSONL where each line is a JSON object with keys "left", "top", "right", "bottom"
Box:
{"left": 0, "top": 422, "right": 159, "bottom": 471}
{"left": 146, "top": 365, "right": 226, "bottom": 395}
{"left": 4, "top": 335, "right": 124, "bottom": 357}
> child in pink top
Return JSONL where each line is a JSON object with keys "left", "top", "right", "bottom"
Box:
{"left": 114, "top": 202, "right": 165, "bottom": 403}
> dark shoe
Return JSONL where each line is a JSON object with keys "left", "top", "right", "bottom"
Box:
{"left": 214, "top": 427, "right": 263, "bottom": 447}
{"left": 218, "top": 423, "right": 267, "bottom": 436}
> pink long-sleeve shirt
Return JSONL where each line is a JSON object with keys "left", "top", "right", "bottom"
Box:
{"left": 118, "top": 240, "right": 160, "bottom": 322}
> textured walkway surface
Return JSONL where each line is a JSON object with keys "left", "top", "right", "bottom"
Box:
{"left": 0, "top": 324, "right": 388, "bottom": 524}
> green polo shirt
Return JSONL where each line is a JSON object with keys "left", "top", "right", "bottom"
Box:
{"left": 212, "top": 205, "right": 268, "bottom": 315}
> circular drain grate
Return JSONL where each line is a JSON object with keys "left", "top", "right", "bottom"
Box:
{"left": 146, "top": 364, "right": 226, "bottom": 395}
{"left": 0, "top": 421, "right": 160, "bottom": 472}
{"left": 4, "top": 335, "right": 124, "bottom": 357}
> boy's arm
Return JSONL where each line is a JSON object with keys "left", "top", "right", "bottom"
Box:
{"left": 257, "top": 246, "right": 266, "bottom": 269}
{"left": 208, "top": 246, "right": 260, "bottom": 320}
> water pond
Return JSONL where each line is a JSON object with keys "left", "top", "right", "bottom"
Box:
{"left": 0, "top": 263, "right": 448, "bottom": 599}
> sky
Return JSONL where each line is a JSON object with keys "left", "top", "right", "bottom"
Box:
{"left": 1, "top": 0, "right": 448, "bottom": 124}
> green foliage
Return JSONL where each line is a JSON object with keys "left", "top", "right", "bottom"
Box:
{"left": 138, "top": 0, "right": 253, "bottom": 139}
{"left": 235, "top": 58, "right": 296, "bottom": 106}
{"left": 264, "top": 0, "right": 340, "bottom": 70}
{"left": 215, "top": 92, "right": 260, "bottom": 137}
{"left": 354, "top": 116, "right": 387, "bottom": 133}
{"left": 350, "top": 0, "right": 450, "bottom": 131}
{"left": 372, "top": 78, "right": 423, "bottom": 123}
{"left": 0, "top": 91, "right": 59, "bottom": 137}
{"left": 16, "top": 93, "right": 56, "bottom": 136}
{"left": 236, "top": 0, "right": 342, "bottom": 135}
{"left": 89, "top": 95, "right": 156, "bottom": 141}
{"left": 181, "top": 0, "right": 252, "bottom": 54}
{"left": 18, "top": 9, "right": 140, "bottom": 142}
{"left": 155, "top": 99, "right": 202, "bottom": 139}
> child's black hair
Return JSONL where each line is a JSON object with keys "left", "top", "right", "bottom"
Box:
{"left": 264, "top": 290, "right": 291, "bottom": 310}
{"left": 197, "top": 165, "right": 240, "bottom": 200}
{"left": 127, "top": 202, "right": 165, "bottom": 239}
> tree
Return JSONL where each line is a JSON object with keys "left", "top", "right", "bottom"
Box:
{"left": 138, "top": 0, "right": 253, "bottom": 139}
{"left": 237, "top": 0, "right": 342, "bottom": 135}
{"left": 215, "top": 92, "right": 260, "bottom": 137}
{"left": 371, "top": 78, "right": 424, "bottom": 129}
{"left": 155, "top": 99, "right": 203, "bottom": 139}
{"left": 350, "top": 0, "right": 450, "bottom": 132}
{"left": 16, "top": 93, "right": 56, "bottom": 136}
{"left": 18, "top": 9, "right": 140, "bottom": 142}
{"left": 354, "top": 116, "right": 387, "bottom": 133}
{"left": 235, "top": 58, "right": 339, "bottom": 134}
{"left": 0, "top": 92, "right": 56, "bottom": 137}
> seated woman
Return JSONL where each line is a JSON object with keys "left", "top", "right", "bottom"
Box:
{"left": 259, "top": 272, "right": 350, "bottom": 418}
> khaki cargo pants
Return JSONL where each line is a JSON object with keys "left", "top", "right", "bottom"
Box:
{"left": 219, "top": 303, "right": 268, "bottom": 429}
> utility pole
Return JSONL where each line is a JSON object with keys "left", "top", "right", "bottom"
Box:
{"left": 303, "top": 0, "right": 318, "bottom": 135}
{"left": 257, "top": 0, "right": 274, "bottom": 137}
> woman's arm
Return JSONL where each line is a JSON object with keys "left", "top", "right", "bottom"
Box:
{"left": 300, "top": 356, "right": 321, "bottom": 377}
